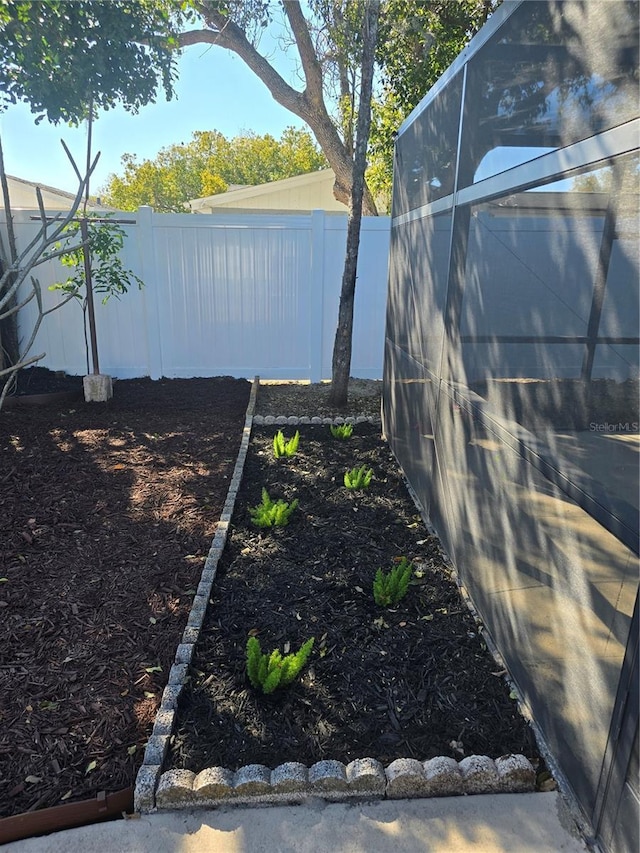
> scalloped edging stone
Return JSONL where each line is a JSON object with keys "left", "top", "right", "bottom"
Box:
{"left": 496, "top": 753, "right": 538, "bottom": 792}
{"left": 134, "top": 376, "right": 259, "bottom": 814}
{"left": 253, "top": 414, "right": 380, "bottom": 426}
{"left": 271, "top": 762, "right": 309, "bottom": 794}
{"left": 135, "top": 380, "right": 538, "bottom": 814}
{"left": 424, "top": 755, "right": 465, "bottom": 796}
{"left": 152, "top": 753, "right": 535, "bottom": 811}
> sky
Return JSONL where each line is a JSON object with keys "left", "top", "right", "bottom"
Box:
{"left": 0, "top": 36, "right": 307, "bottom": 197}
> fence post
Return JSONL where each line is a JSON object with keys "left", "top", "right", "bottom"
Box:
{"left": 136, "top": 205, "right": 163, "bottom": 379}
{"left": 309, "top": 209, "right": 325, "bottom": 383}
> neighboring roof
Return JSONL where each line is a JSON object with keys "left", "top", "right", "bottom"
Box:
{"left": 1, "top": 175, "right": 110, "bottom": 212}
{"left": 186, "top": 169, "right": 348, "bottom": 214}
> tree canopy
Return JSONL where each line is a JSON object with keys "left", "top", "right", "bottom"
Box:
{"left": 368, "top": 0, "right": 500, "bottom": 210}
{"left": 0, "top": 0, "right": 184, "bottom": 380}
{"left": 0, "top": 0, "right": 502, "bottom": 209}
{"left": 0, "top": 0, "right": 185, "bottom": 124}
{"left": 101, "top": 126, "right": 327, "bottom": 212}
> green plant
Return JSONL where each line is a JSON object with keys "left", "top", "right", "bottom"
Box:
{"left": 344, "top": 464, "right": 373, "bottom": 490}
{"left": 330, "top": 423, "right": 353, "bottom": 439}
{"left": 49, "top": 214, "right": 145, "bottom": 374}
{"left": 51, "top": 215, "right": 144, "bottom": 305}
{"left": 373, "top": 557, "right": 413, "bottom": 606}
{"left": 249, "top": 487, "right": 298, "bottom": 527}
{"left": 273, "top": 429, "right": 300, "bottom": 458}
{"left": 246, "top": 635, "right": 314, "bottom": 694}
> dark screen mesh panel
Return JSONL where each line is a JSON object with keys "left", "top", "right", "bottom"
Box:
{"left": 458, "top": 1, "right": 639, "bottom": 186}
{"left": 383, "top": 4, "right": 639, "bottom": 850}
{"left": 393, "top": 73, "right": 462, "bottom": 214}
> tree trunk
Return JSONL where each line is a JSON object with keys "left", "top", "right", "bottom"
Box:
{"left": 328, "top": 0, "right": 380, "bottom": 407}
{"left": 0, "top": 262, "right": 20, "bottom": 375}
{"left": 0, "top": 139, "right": 20, "bottom": 372}
{"left": 180, "top": 4, "right": 378, "bottom": 215}
{"left": 328, "top": 211, "right": 363, "bottom": 406}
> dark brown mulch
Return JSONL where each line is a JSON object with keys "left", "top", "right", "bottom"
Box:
{"left": 168, "top": 425, "right": 536, "bottom": 774}
{"left": 3, "top": 366, "right": 83, "bottom": 397}
{"left": 0, "top": 377, "right": 250, "bottom": 819}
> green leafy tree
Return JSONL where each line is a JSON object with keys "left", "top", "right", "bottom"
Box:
{"left": 52, "top": 216, "right": 144, "bottom": 305}
{"left": 369, "top": 0, "right": 500, "bottom": 211}
{"left": 49, "top": 215, "right": 145, "bottom": 374}
{"left": 171, "top": 1, "right": 380, "bottom": 214}
{"left": 167, "top": 1, "right": 500, "bottom": 398}
{"left": 102, "top": 127, "right": 327, "bottom": 212}
{"left": 0, "top": 0, "right": 183, "bottom": 390}
{"left": 0, "top": 0, "right": 183, "bottom": 124}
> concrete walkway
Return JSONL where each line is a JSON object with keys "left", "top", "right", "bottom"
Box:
{"left": 6, "top": 793, "right": 589, "bottom": 853}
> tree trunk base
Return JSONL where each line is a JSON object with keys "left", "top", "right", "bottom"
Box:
{"left": 327, "top": 381, "right": 349, "bottom": 408}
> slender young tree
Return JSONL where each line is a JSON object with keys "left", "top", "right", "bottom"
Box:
{"left": 0, "top": 0, "right": 179, "bottom": 381}
{"left": 328, "top": 0, "right": 380, "bottom": 406}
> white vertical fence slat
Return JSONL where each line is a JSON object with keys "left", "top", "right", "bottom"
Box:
{"left": 2, "top": 207, "right": 390, "bottom": 381}
{"left": 136, "top": 204, "right": 161, "bottom": 379}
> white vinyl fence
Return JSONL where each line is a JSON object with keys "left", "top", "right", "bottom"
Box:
{"left": 5, "top": 207, "right": 391, "bottom": 381}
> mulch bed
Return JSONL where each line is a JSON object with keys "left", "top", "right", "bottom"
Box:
{"left": 168, "top": 425, "right": 537, "bottom": 774}
{"left": 0, "top": 377, "right": 250, "bottom": 819}
{"left": 3, "top": 366, "right": 84, "bottom": 398}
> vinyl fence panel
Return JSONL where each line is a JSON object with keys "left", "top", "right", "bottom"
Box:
{"left": 4, "top": 207, "right": 390, "bottom": 381}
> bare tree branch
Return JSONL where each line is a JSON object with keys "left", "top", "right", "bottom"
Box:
{"left": 283, "top": 1, "right": 324, "bottom": 104}
{"left": 0, "top": 133, "right": 99, "bottom": 411}
{"left": 0, "top": 354, "right": 44, "bottom": 379}
{"left": 0, "top": 353, "right": 46, "bottom": 410}
{"left": 0, "top": 288, "right": 36, "bottom": 320}
{"left": 0, "top": 237, "right": 85, "bottom": 313}
{"left": 179, "top": 4, "right": 377, "bottom": 214}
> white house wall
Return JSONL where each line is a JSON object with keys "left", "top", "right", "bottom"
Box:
{"left": 205, "top": 179, "right": 345, "bottom": 212}
{"left": 190, "top": 169, "right": 348, "bottom": 213}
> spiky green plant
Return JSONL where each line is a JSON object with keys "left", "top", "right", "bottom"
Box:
{"left": 373, "top": 558, "right": 413, "bottom": 607}
{"left": 273, "top": 429, "right": 300, "bottom": 458}
{"left": 344, "top": 464, "right": 374, "bottom": 490}
{"left": 249, "top": 488, "right": 298, "bottom": 527}
{"left": 246, "top": 635, "right": 315, "bottom": 694}
{"left": 330, "top": 423, "right": 353, "bottom": 439}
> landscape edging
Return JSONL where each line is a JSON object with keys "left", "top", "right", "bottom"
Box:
{"left": 153, "top": 753, "right": 535, "bottom": 810}
{"left": 134, "top": 393, "right": 536, "bottom": 813}
{"left": 134, "top": 375, "right": 259, "bottom": 813}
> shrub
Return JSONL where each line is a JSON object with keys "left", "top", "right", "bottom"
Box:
{"left": 344, "top": 464, "right": 373, "bottom": 490}
{"left": 246, "top": 635, "right": 315, "bottom": 694}
{"left": 330, "top": 423, "right": 353, "bottom": 439}
{"left": 373, "top": 557, "right": 413, "bottom": 606}
{"left": 249, "top": 488, "right": 298, "bottom": 527}
{"left": 273, "top": 429, "right": 300, "bottom": 458}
